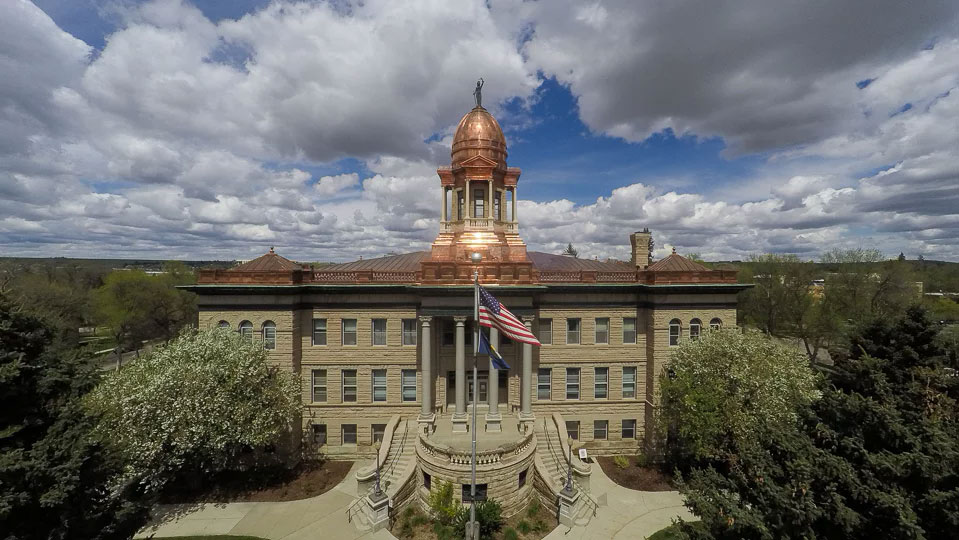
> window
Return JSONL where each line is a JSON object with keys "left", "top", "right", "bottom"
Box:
{"left": 342, "top": 370, "right": 357, "bottom": 402}
{"left": 623, "top": 317, "right": 637, "bottom": 344}
{"left": 594, "top": 367, "right": 608, "bottom": 399}
{"left": 423, "top": 471, "right": 431, "bottom": 490}
{"left": 342, "top": 424, "right": 357, "bottom": 445}
{"left": 494, "top": 194, "right": 501, "bottom": 221}
{"left": 342, "top": 319, "right": 357, "bottom": 346}
{"left": 690, "top": 319, "right": 702, "bottom": 341}
{"left": 372, "top": 369, "right": 387, "bottom": 402}
{"left": 622, "top": 367, "right": 636, "bottom": 399}
{"left": 372, "top": 319, "right": 387, "bottom": 346}
{"left": 538, "top": 318, "right": 552, "bottom": 345}
{"left": 473, "top": 189, "right": 485, "bottom": 218}
{"left": 312, "top": 424, "right": 327, "bottom": 445}
{"left": 622, "top": 419, "right": 636, "bottom": 439}
{"left": 566, "top": 318, "right": 581, "bottom": 344}
{"left": 710, "top": 318, "right": 723, "bottom": 330}
{"left": 537, "top": 368, "right": 551, "bottom": 400}
{"left": 312, "top": 318, "right": 327, "bottom": 345}
{"left": 462, "top": 483, "right": 488, "bottom": 502}
{"left": 262, "top": 321, "right": 276, "bottom": 350}
{"left": 311, "top": 369, "right": 327, "bottom": 402}
{"left": 442, "top": 320, "right": 455, "bottom": 346}
{"left": 372, "top": 424, "right": 386, "bottom": 443}
{"left": 593, "top": 317, "right": 609, "bottom": 344}
{"left": 457, "top": 190, "right": 464, "bottom": 220}
{"left": 594, "top": 420, "right": 608, "bottom": 440}
{"left": 239, "top": 320, "right": 253, "bottom": 341}
{"left": 402, "top": 369, "right": 417, "bottom": 402}
{"left": 566, "top": 421, "right": 580, "bottom": 440}
{"left": 402, "top": 319, "right": 417, "bottom": 345}
{"left": 217, "top": 320, "right": 230, "bottom": 329}
{"left": 518, "top": 469, "right": 528, "bottom": 488}
{"left": 566, "top": 368, "right": 580, "bottom": 400}
{"left": 669, "top": 319, "right": 681, "bottom": 346}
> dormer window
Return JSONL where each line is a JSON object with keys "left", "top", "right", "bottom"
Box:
{"left": 473, "top": 188, "right": 485, "bottom": 217}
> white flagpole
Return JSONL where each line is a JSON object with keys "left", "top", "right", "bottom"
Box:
{"left": 469, "top": 269, "right": 479, "bottom": 540}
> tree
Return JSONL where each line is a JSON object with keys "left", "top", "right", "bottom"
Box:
{"left": 562, "top": 243, "right": 579, "bottom": 258}
{"left": 899, "top": 252, "right": 906, "bottom": 261}
{"left": 660, "top": 330, "right": 821, "bottom": 470}
{"left": 84, "top": 327, "right": 302, "bottom": 492}
{"left": 0, "top": 298, "right": 148, "bottom": 539}
{"left": 675, "top": 308, "right": 959, "bottom": 539}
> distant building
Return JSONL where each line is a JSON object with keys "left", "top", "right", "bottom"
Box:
{"left": 184, "top": 102, "right": 747, "bottom": 517}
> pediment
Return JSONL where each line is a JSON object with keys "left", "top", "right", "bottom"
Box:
{"left": 458, "top": 154, "right": 499, "bottom": 167}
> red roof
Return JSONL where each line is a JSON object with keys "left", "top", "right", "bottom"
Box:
{"left": 527, "top": 251, "right": 633, "bottom": 272}
{"left": 646, "top": 252, "right": 709, "bottom": 272}
{"left": 229, "top": 248, "right": 303, "bottom": 272}
{"left": 319, "top": 251, "right": 429, "bottom": 272}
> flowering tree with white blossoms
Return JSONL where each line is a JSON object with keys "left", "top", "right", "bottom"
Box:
{"left": 660, "top": 329, "right": 821, "bottom": 469}
{"left": 85, "top": 327, "right": 301, "bottom": 492}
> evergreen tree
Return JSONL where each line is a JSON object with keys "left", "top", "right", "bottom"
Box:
{"left": 562, "top": 243, "right": 579, "bottom": 258}
{"left": 0, "top": 299, "right": 148, "bottom": 539}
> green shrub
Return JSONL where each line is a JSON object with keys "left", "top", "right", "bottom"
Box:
{"left": 475, "top": 499, "right": 504, "bottom": 538}
{"left": 526, "top": 498, "right": 541, "bottom": 519}
{"left": 532, "top": 519, "right": 547, "bottom": 532}
{"left": 428, "top": 480, "right": 460, "bottom": 522}
{"left": 503, "top": 528, "right": 520, "bottom": 540}
{"left": 635, "top": 454, "right": 650, "bottom": 467}
{"left": 517, "top": 519, "right": 532, "bottom": 534}
{"left": 398, "top": 520, "right": 413, "bottom": 538}
{"left": 613, "top": 455, "right": 631, "bottom": 469}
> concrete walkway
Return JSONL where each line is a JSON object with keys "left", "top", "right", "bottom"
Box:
{"left": 544, "top": 462, "right": 695, "bottom": 540}
{"left": 135, "top": 462, "right": 396, "bottom": 540}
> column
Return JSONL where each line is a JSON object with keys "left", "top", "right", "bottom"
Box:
{"left": 486, "top": 327, "right": 502, "bottom": 431}
{"left": 418, "top": 316, "right": 434, "bottom": 426}
{"left": 452, "top": 316, "right": 468, "bottom": 431}
{"left": 511, "top": 187, "right": 518, "bottom": 223}
{"left": 465, "top": 181, "right": 471, "bottom": 220}
{"left": 440, "top": 188, "right": 447, "bottom": 223}
{"left": 519, "top": 316, "right": 534, "bottom": 422}
{"left": 488, "top": 180, "right": 494, "bottom": 221}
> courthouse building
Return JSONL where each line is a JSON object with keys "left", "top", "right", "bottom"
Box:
{"left": 187, "top": 100, "right": 746, "bottom": 518}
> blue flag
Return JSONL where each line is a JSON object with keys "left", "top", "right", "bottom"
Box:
{"left": 479, "top": 332, "right": 510, "bottom": 370}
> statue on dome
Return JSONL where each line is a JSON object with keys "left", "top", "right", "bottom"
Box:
{"left": 473, "top": 78, "right": 484, "bottom": 108}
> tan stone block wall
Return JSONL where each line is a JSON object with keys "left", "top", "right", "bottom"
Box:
{"left": 199, "top": 308, "right": 297, "bottom": 372}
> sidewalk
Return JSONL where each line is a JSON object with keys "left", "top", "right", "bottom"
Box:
{"left": 544, "top": 462, "right": 694, "bottom": 540}
{"left": 135, "top": 462, "right": 396, "bottom": 540}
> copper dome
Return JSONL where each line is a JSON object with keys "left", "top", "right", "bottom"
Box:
{"left": 451, "top": 106, "right": 507, "bottom": 167}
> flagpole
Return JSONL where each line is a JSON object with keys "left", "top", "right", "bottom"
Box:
{"left": 469, "top": 266, "right": 479, "bottom": 540}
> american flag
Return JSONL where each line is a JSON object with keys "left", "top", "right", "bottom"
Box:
{"left": 478, "top": 286, "right": 541, "bottom": 346}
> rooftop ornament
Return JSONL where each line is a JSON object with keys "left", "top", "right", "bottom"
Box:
{"left": 473, "top": 78, "right": 484, "bottom": 108}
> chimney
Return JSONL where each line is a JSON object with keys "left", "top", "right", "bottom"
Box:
{"left": 630, "top": 229, "right": 652, "bottom": 269}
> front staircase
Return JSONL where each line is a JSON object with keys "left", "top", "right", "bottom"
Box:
{"left": 348, "top": 418, "right": 416, "bottom": 531}
{"left": 532, "top": 414, "right": 598, "bottom": 526}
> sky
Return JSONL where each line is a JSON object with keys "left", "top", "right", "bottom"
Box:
{"left": 1, "top": 0, "right": 958, "bottom": 263}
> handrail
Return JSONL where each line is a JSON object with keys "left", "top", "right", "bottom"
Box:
{"left": 356, "top": 415, "right": 401, "bottom": 482}
{"left": 383, "top": 419, "right": 410, "bottom": 484}
{"left": 542, "top": 419, "right": 598, "bottom": 520}
{"left": 346, "top": 486, "right": 374, "bottom": 523}
{"left": 542, "top": 417, "right": 566, "bottom": 490}
{"left": 552, "top": 413, "right": 590, "bottom": 476}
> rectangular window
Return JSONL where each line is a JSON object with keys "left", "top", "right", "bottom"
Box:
{"left": 594, "top": 367, "right": 608, "bottom": 399}
{"left": 518, "top": 469, "right": 528, "bottom": 488}
{"left": 538, "top": 318, "right": 552, "bottom": 345}
{"left": 457, "top": 190, "right": 464, "bottom": 221}
{"left": 342, "top": 319, "right": 357, "bottom": 346}
{"left": 537, "top": 368, "right": 551, "bottom": 400}
{"left": 669, "top": 320, "right": 681, "bottom": 346}
{"left": 622, "top": 419, "right": 636, "bottom": 439}
{"left": 424, "top": 472, "right": 431, "bottom": 490}
{"left": 595, "top": 318, "right": 609, "bottom": 344}
{"left": 342, "top": 424, "right": 357, "bottom": 445}
{"left": 594, "top": 420, "right": 608, "bottom": 440}
{"left": 402, "top": 319, "right": 417, "bottom": 346}
{"left": 623, "top": 317, "right": 637, "bottom": 344}
{"left": 342, "top": 369, "right": 357, "bottom": 402}
{"left": 442, "top": 320, "right": 455, "bottom": 346}
{"left": 372, "top": 369, "right": 387, "bottom": 402}
{"left": 312, "top": 318, "right": 327, "bottom": 346}
{"left": 566, "top": 421, "right": 580, "bottom": 440}
{"left": 494, "top": 194, "right": 501, "bottom": 221}
{"left": 372, "top": 319, "right": 387, "bottom": 346}
{"left": 372, "top": 424, "right": 386, "bottom": 443}
{"left": 622, "top": 366, "right": 636, "bottom": 399}
{"left": 312, "top": 424, "right": 327, "bottom": 445}
{"left": 402, "top": 369, "right": 417, "bottom": 402}
{"left": 566, "top": 318, "right": 581, "bottom": 344}
{"left": 462, "top": 483, "right": 488, "bottom": 503}
{"left": 473, "top": 189, "right": 485, "bottom": 218}
{"left": 311, "top": 369, "right": 327, "bottom": 402}
{"left": 566, "top": 368, "right": 580, "bottom": 400}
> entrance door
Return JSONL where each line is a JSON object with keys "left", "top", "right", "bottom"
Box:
{"left": 468, "top": 371, "right": 488, "bottom": 404}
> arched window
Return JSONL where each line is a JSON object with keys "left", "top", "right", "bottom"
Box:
{"left": 668, "top": 319, "right": 681, "bottom": 346}
{"left": 710, "top": 318, "right": 723, "bottom": 330}
{"left": 690, "top": 319, "right": 702, "bottom": 341}
{"left": 217, "top": 320, "right": 230, "bottom": 329}
{"left": 239, "top": 321, "right": 253, "bottom": 342}
{"left": 262, "top": 321, "right": 276, "bottom": 350}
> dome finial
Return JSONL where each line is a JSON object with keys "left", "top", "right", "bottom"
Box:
{"left": 473, "top": 78, "right": 484, "bottom": 108}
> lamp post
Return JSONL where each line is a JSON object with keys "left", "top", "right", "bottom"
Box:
{"left": 467, "top": 250, "right": 482, "bottom": 540}
{"left": 373, "top": 439, "right": 384, "bottom": 500}
{"left": 563, "top": 436, "right": 574, "bottom": 496}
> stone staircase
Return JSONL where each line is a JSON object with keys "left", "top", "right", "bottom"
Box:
{"left": 535, "top": 418, "right": 568, "bottom": 490}
{"left": 348, "top": 418, "right": 416, "bottom": 531}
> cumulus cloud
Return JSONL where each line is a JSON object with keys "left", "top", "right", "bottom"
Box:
{"left": 0, "top": 0, "right": 956, "bottom": 263}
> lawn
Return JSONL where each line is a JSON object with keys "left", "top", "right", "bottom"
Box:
{"left": 647, "top": 521, "right": 704, "bottom": 539}
{"left": 154, "top": 536, "right": 268, "bottom": 540}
